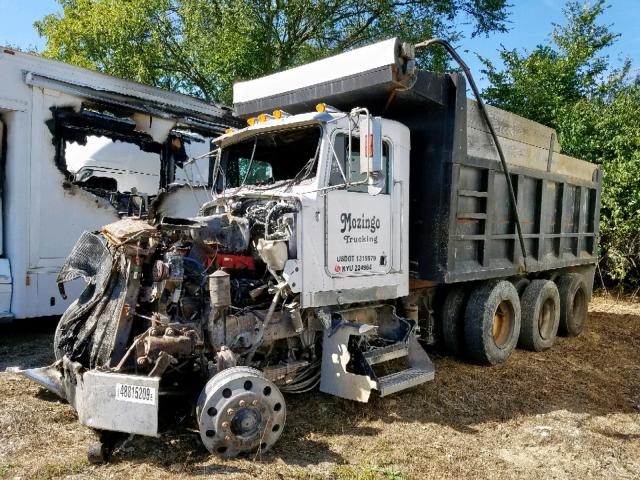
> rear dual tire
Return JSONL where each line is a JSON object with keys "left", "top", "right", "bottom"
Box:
{"left": 464, "top": 281, "right": 521, "bottom": 365}
{"left": 440, "top": 287, "right": 467, "bottom": 357}
{"left": 556, "top": 273, "right": 589, "bottom": 337}
{"left": 509, "top": 277, "right": 530, "bottom": 297}
{"left": 440, "top": 273, "right": 588, "bottom": 363}
{"left": 518, "top": 280, "right": 560, "bottom": 351}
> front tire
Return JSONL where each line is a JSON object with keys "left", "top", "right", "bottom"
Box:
{"left": 196, "top": 367, "right": 286, "bottom": 457}
{"left": 464, "top": 280, "right": 521, "bottom": 365}
{"left": 54, "top": 319, "right": 64, "bottom": 361}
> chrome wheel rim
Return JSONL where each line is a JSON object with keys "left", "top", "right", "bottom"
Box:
{"left": 197, "top": 367, "right": 285, "bottom": 457}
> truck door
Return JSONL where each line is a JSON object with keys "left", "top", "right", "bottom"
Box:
{"left": 324, "top": 133, "right": 393, "bottom": 277}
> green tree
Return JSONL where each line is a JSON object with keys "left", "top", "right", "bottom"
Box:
{"left": 481, "top": 0, "right": 640, "bottom": 287}
{"left": 36, "top": 0, "right": 510, "bottom": 103}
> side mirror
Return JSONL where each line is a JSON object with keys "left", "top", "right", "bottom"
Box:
{"left": 359, "top": 116, "right": 383, "bottom": 175}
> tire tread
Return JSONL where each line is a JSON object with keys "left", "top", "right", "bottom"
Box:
{"left": 519, "top": 279, "right": 560, "bottom": 351}
{"left": 464, "top": 280, "right": 521, "bottom": 365}
{"left": 557, "top": 273, "right": 589, "bottom": 337}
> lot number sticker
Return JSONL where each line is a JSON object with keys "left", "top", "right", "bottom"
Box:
{"left": 115, "top": 383, "right": 156, "bottom": 405}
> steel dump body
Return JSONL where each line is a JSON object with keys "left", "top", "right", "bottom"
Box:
{"left": 235, "top": 70, "right": 601, "bottom": 283}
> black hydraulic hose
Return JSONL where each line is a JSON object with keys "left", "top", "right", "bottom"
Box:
{"left": 415, "top": 38, "right": 528, "bottom": 271}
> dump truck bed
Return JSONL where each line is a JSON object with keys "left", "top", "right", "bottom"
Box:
{"left": 234, "top": 49, "right": 601, "bottom": 283}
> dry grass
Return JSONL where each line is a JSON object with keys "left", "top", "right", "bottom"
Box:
{"left": 1, "top": 295, "right": 639, "bottom": 479}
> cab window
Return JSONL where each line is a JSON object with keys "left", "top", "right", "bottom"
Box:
{"left": 329, "top": 133, "right": 390, "bottom": 194}
{"left": 221, "top": 125, "right": 321, "bottom": 188}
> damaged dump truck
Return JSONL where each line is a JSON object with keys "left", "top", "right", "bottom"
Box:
{"left": 23, "top": 38, "right": 601, "bottom": 460}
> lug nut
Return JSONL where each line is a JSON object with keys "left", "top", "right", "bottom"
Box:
{"left": 252, "top": 400, "right": 259, "bottom": 406}
{"left": 227, "top": 408, "right": 235, "bottom": 416}
{"left": 222, "top": 421, "right": 229, "bottom": 428}
{"left": 239, "top": 400, "right": 246, "bottom": 407}
{"left": 224, "top": 435, "right": 231, "bottom": 442}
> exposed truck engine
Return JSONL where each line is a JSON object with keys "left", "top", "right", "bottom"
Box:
{"left": 49, "top": 196, "right": 319, "bottom": 456}
{"left": 23, "top": 37, "right": 601, "bottom": 461}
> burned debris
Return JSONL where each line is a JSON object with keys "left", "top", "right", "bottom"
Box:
{"left": 46, "top": 106, "right": 220, "bottom": 216}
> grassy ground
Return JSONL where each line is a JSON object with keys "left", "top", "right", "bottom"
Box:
{"left": 1, "top": 295, "right": 639, "bottom": 479}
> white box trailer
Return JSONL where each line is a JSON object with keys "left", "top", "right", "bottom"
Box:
{"left": 0, "top": 47, "right": 240, "bottom": 320}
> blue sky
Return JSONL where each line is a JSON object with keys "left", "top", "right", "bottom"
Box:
{"left": 457, "top": 0, "right": 640, "bottom": 86}
{"left": 1, "top": 0, "right": 638, "bottom": 91}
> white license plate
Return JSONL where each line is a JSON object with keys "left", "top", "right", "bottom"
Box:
{"left": 115, "top": 383, "right": 156, "bottom": 405}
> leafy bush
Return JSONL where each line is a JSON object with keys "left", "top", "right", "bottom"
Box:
{"left": 482, "top": 0, "right": 640, "bottom": 288}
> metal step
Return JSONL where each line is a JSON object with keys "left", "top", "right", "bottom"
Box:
{"left": 362, "top": 342, "right": 408, "bottom": 365}
{"left": 377, "top": 367, "right": 435, "bottom": 397}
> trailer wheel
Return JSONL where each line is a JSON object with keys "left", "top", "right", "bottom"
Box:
{"left": 509, "top": 277, "right": 530, "bottom": 297}
{"left": 440, "top": 287, "right": 467, "bottom": 356}
{"left": 464, "top": 280, "right": 521, "bottom": 365}
{"left": 196, "top": 366, "right": 285, "bottom": 458}
{"left": 556, "top": 273, "right": 589, "bottom": 337}
{"left": 518, "top": 280, "right": 560, "bottom": 351}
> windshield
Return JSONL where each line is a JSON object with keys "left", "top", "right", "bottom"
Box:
{"left": 219, "top": 125, "right": 321, "bottom": 189}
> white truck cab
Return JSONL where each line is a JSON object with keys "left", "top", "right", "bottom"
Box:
{"left": 210, "top": 107, "right": 410, "bottom": 308}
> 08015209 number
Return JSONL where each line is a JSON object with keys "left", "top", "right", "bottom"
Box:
{"left": 115, "top": 383, "right": 156, "bottom": 405}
